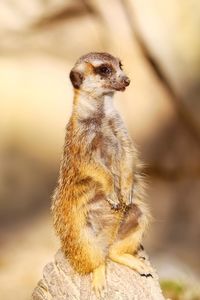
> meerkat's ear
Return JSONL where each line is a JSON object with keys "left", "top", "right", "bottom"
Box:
{"left": 69, "top": 70, "right": 83, "bottom": 89}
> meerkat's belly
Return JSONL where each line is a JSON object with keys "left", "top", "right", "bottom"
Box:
{"left": 86, "top": 191, "right": 122, "bottom": 245}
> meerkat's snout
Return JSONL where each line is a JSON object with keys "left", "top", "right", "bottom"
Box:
{"left": 69, "top": 52, "right": 130, "bottom": 95}
{"left": 114, "top": 74, "right": 130, "bottom": 91}
{"left": 121, "top": 76, "right": 130, "bottom": 87}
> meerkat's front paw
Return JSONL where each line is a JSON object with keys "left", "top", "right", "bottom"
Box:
{"left": 107, "top": 193, "right": 120, "bottom": 209}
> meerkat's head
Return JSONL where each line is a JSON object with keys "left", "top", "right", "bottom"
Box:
{"left": 69, "top": 52, "right": 130, "bottom": 97}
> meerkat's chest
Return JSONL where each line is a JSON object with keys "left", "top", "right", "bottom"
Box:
{"left": 91, "top": 124, "right": 124, "bottom": 168}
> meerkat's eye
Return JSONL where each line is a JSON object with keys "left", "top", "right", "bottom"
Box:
{"left": 95, "top": 64, "right": 112, "bottom": 76}
{"left": 99, "top": 66, "right": 110, "bottom": 74}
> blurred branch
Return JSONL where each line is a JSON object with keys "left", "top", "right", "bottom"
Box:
{"left": 145, "top": 165, "right": 200, "bottom": 181}
{"left": 120, "top": 0, "right": 200, "bottom": 146}
{"left": 31, "top": 0, "right": 99, "bottom": 29}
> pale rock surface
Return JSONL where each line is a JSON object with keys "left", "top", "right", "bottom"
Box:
{"left": 32, "top": 249, "right": 165, "bottom": 300}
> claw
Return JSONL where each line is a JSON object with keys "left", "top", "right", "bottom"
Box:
{"left": 140, "top": 244, "right": 144, "bottom": 251}
{"left": 129, "top": 190, "right": 133, "bottom": 205}
{"left": 139, "top": 256, "right": 146, "bottom": 260}
{"left": 111, "top": 203, "right": 121, "bottom": 210}
{"left": 140, "top": 273, "right": 153, "bottom": 278}
{"left": 121, "top": 188, "right": 134, "bottom": 206}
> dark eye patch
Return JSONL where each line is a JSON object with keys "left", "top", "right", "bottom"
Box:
{"left": 94, "top": 64, "right": 113, "bottom": 77}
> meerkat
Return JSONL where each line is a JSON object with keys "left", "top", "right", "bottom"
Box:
{"left": 52, "top": 52, "right": 151, "bottom": 296}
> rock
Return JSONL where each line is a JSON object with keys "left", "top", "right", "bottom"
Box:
{"left": 32, "top": 249, "right": 165, "bottom": 300}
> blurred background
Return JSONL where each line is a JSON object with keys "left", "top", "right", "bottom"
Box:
{"left": 0, "top": 0, "right": 200, "bottom": 299}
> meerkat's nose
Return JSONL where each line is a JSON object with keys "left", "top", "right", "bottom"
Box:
{"left": 121, "top": 76, "right": 130, "bottom": 86}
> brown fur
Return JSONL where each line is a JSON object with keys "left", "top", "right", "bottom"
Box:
{"left": 51, "top": 52, "right": 151, "bottom": 293}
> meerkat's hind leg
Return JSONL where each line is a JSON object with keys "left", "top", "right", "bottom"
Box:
{"left": 109, "top": 251, "right": 152, "bottom": 277}
{"left": 92, "top": 263, "right": 106, "bottom": 298}
{"left": 109, "top": 219, "right": 153, "bottom": 277}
